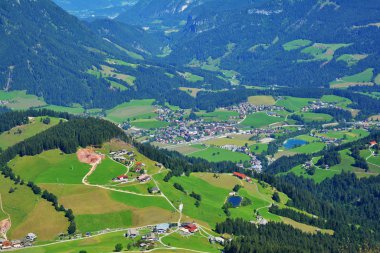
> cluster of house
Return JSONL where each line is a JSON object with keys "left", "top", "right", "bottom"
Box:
{"left": 155, "top": 106, "right": 186, "bottom": 123}
{"left": 220, "top": 145, "right": 263, "bottom": 173}
{"left": 233, "top": 172, "right": 253, "bottom": 183}
{"left": 226, "top": 102, "right": 284, "bottom": 118}
{"left": 0, "top": 233, "right": 37, "bottom": 250}
{"left": 153, "top": 121, "right": 239, "bottom": 144}
{"left": 110, "top": 150, "right": 135, "bottom": 165}
{"left": 124, "top": 223, "right": 199, "bottom": 249}
{"left": 300, "top": 100, "right": 341, "bottom": 112}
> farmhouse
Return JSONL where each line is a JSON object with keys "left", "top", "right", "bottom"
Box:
{"left": 370, "top": 141, "right": 377, "bottom": 147}
{"left": 181, "top": 223, "right": 198, "bottom": 233}
{"left": 113, "top": 175, "right": 128, "bottom": 182}
{"left": 126, "top": 228, "right": 139, "bottom": 238}
{"left": 150, "top": 187, "right": 160, "bottom": 194}
{"left": 233, "top": 172, "right": 247, "bottom": 180}
{"left": 137, "top": 174, "right": 151, "bottom": 182}
{"left": 155, "top": 223, "right": 170, "bottom": 234}
{"left": 11, "top": 240, "right": 22, "bottom": 248}
{"left": 1, "top": 240, "right": 12, "bottom": 250}
{"left": 143, "top": 233, "right": 158, "bottom": 242}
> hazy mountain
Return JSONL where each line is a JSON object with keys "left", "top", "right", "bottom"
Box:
{"left": 53, "top": 0, "right": 138, "bottom": 19}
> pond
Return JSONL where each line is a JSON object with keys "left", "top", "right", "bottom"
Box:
{"left": 284, "top": 138, "right": 308, "bottom": 149}
{"left": 228, "top": 196, "right": 242, "bottom": 207}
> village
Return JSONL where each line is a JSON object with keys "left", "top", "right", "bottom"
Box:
{"left": 0, "top": 233, "right": 37, "bottom": 250}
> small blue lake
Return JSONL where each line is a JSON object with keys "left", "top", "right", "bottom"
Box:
{"left": 228, "top": 196, "right": 242, "bottom": 207}
{"left": 284, "top": 138, "right": 308, "bottom": 149}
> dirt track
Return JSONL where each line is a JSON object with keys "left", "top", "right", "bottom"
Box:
{"left": 77, "top": 148, "right": 104, "bottom": 165}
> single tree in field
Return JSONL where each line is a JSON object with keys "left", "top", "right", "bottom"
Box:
{"left": 114, "top": 243, "right": 123, "bottom": 252}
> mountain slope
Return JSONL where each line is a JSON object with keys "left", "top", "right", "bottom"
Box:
{"left": 0, "top": 0, "right": 130, "bottom": 107}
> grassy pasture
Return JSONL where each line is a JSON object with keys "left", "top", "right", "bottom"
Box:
{"left": 300, "top": 43, "right": 351, "bottom": 62}
{"left": 294, "top": 112, "right": 333, "bottom": 122}
{"left": 249, "top": 143, "right": 268, "bottom": 154}
{"left": 9, "top": 150, "right": 89, "bottom": 184}
{"left": 320, "top": 95, "right": 352, "bottom": 109}
{"left": 178, "top": 72, "right": 204, "bottom": 83}
{"left": 275, "top": 96, "right": 314, "bottom": 112}
{"left": 317, "top": 129, "right": 368, "bottom": 143}
{"left": 330, "top": 68, "right": 374, "bottom": 88}
{"left": 188, "top": 146, "right": 250, "bottom": 163}
{"left": 0, "top": 90, "right": 46, "bottom": 110}
{"left": 282, "top": 39, "right": 312, "bottom": 51}
{"left": 0, "top": 117, "right": 61, "bottom": 150}
{"left": 41, "top": 105, "right": 85, "bottom": 114}
{"left": 248, "top": 95, "right": 276, "bottom": 105}
{"left": 241, "top": 112, "right": 285, "bottom": 128}
{"left": 0, "top": 176, "right": 68, "bottom": 241}
{"left": 375, "top": 73, "right": 380, "bottom": 85}
{"left": 179, "top": 87, "right": 203, "bottom": 97}
{"left": 131, "top": 119, "right": 169, "bottom": 129}
{"left": 106, "top": 58, "right": 139, "bottom": 69}
{"left": 336, "top": 54, "right": 368, "bottom": 67}
{"left": 162, "top": 232, "right": 221, "bottom": 252}
{"left": 88, "top": 156, "right": 127, "bottom": 185}
{"left": 203, "top": 136, "right": 256, "bottom": 147}
{"left": 105, "top": 99, "right": 156, "bottom": 124}
{"left": 288, "top": 142, "right": 325, "bottom": 154}
{"left": 197, "top": 110, "right": 239, "bottom": 122}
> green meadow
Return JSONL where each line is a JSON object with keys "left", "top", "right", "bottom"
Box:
{"left": 162, "top": 232, "right": 221, "bottom": 252}
{"left": 0, "top": 117, "right": 61, "bottom": 150}
{"left": 294, "top": 112, "right": 333, "bottom": 122}
{"left": 88, "top": 156, "right": 127, "bottom": 185}
{"left": 320, "top": 95, "right": 352, "bottom": 108}
{"left": 131, "top": 119, "right": 169, "bottom": 129}
{"left": 336, "top": 54, "right": 368, "bottom": 67}
{"left": 241, "top": 112, "right": 285, "bottom": 128}
{"left": 288, "top": 142, "right": 326, "bottom": 154}
{"left": 197, "top": 110, "right": 239, "bottom": 122}
{"left": 330, "top": 68, "right": 374, "bottom": 88}
{"left": 300, "top": 43, "right": 351, "bottom": 62}
{"left": 0, "top": 90, "right": 46, "bottom": 110}
{"left": 105, "top": 99, "right": 156, "bottom": 124}
{"left": 188, "top": 146, "right": 250, "bottom": 163}
{"left": 276, "top": 96, "right": 314, "bottom": 112}
{"left": 0, "top": 175, "right": 68, "bottom": 241}
{"left": 248, "top": 95, "right": 276, "bottom": 105}
{"left": 282, "top": 39, "right": 312, "bottom": 51}
{"left": 41, "top": 104, "right": 85, "bottom": 114}
{"left": 9, "top": 150, "right": 89, "bottom": 184}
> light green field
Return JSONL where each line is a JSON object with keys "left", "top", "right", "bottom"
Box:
{"left": 41, "top": 105, "right": 85, "bottom": 115}
{"left": 0, "top": 175, "right": 68, "bottom": 241}
{"left": 286, "top": 149, "right": 370, "bottom": 182}
{"left": 88, "top": 157, "right": 127, "bottom": 185}
{"left": 203, "top": 136, "right": 256, "bottom": 147}
{"left": 276, "top": 96, "right": 314, "bottom": 112}
{"left": 0, "top": 117, "right": 61, "bottom": 150}
{"left": 375, "top": 74, "right": 380, "bottom": 85}
{"left": 288, "top": 142, "right": 325, "bottom": 154}
{"left": 162, "top": 232, "right": 221, "bottom": 252}
{"left": 317, "top": 129, "right": 368, "bottom": 143}
{"left": 179, "top": 87, "right": 203, "bottom": 97}
{"left": 179, "top": 72, "right": 204, "bottom": 83}
{"left": 105, "top": 99, "right": 156, "bottom": 124}
{"left": 106, "top": 58, "right": 139, "bottom": 69}
{"left": 299, "top": 43, "right": 351, "bottom": 62}
{"left": 154, "top": 173, "right": 274, "bottom": 227}
{"left": 9, "top": 150, "right": 89, "bottom": 184}
{"left": 188, "top": 146, "right": 250, "bottom": 163}
{"left": 248, "top": 95, "right": 276, "bottom": 105}
{"left": 241, "top": 112, "right": 285, "bottom": 128}
{"left": 249, "top": 43, "right": 270, "bottom": 52}
{"left": 336, "top": 54, "right": 368, "bottom": 67}
{"left": 107, "top": 79, "right": 128, "bottom": 91}
{"left": 249, "top": 143, "right": 268, "bottom": 154}
{"left": 330, "top": 68, "right": 374, "bottom": 88}
{"left": 320, "top": 95, "right": 352, "bottom": 109}
{"left": 282, "top": 39, "right": 312, "bottom": 51}
{"left": 0, "top": 90, "right": 46, "bottom": 110}
{"left": 197, "top": 110, "right": 239, "bottom": 122}
{"left": 131, "top": 119, "right": 170, "bottom": 129}
{"left": 294, "top": 112, "right": 333, "bottom": 122}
